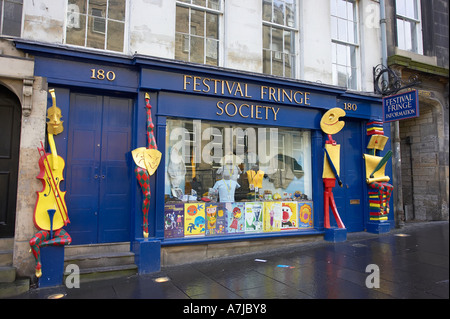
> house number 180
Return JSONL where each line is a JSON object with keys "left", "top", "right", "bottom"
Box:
{"left": 90, "top": 68, "right": 116, "bottom": 81}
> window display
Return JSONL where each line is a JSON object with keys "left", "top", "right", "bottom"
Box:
{"left": 164, "top": 118, "right": 313, "bottom": 239}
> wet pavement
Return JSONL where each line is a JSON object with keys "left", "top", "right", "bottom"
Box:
{"left": 10, "top": 221, "right": 449, "bottom": 300}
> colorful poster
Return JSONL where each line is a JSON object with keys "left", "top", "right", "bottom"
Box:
{"left": 205, "top": 203, "right": 227, "bottom": 236}
{"left": 225, "top": 202, "right": 245, "bottom": 234}
{"left": 298, "top": 201, "right": 314, "bottom": 229}
{"left": 184, "top": 203, "right": 206, "bottom": 237}
{"left": 164, "top": 204, "right": 184, "bottom": 238}
{"left": 244, "top": 202, "right": 263, "bottom": 233}
{"left": 281, "top": 202, "right": 298, "bottom": 230}
{"left": 263, "top": 202, "right": 282, "bottom": 232}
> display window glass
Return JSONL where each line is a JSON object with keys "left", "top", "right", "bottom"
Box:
{"left": 164, "top": 118, "right": 313, "bottom": 238}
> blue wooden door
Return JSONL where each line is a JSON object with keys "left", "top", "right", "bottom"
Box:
{"left": 329, "top": 119, "right": 365, "bottom": 232}
{"left": 65, "top": 93, "right": 133, "bottom": 244}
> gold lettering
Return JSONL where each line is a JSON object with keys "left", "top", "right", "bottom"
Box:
{"left": 225, "top": 81, "right": 236, "bottom": 95}
{"left": 282, "top": 89, "right": 293, "bottom": 103}
{"left": 239, "top": 104, "right": 249, "bottom": 118}
{"left": 212, "top": 79, "right": 220, "bottom": 94}
{"left": 235, "top": 83, "right": 244, "bottom": 97}
{"left": 245, "top": 84, "right": 252, "bottom": 98}
{"left": 294, "top": 91, "right": 303, "bottom": 104}
{"left": 269, "top": 87, "right": 277, "bottom": 101}
{"left": 202, "top": 78, "right": 211, "bottom": 93}
{"left": 216, "top": 101, "right": 224, "bottom": 116}
{"left": 272, "top": 107, "right": 280, "bottom": 121}
{"left": 183, "top": 75, "right": 192, "bottom": 90}
{"left": 255, "top": 105, "right": 262, "bottom": 119}
{"left": 305, "top": 92, "right": 310, "bottom": 105}
{"left": 261, "top": 86, "right": 268, "bottom": 100}
{"left": 193, "top": 76, "right": 201, "bottom": 92}
{"left": 264, "top": 105, "right": 270, "bottom": 120}
{"left": 225, "top": 102, "right": 238, "bottom": 117}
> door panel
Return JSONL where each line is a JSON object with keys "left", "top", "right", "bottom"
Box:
{"left": 328, "top": 120, "right": 365, "bottom": 232}
{"left": 0, "top": 86, "right": 21, "bottom": 238}
{"left": 66, "top": 93, "right": 132, "bottom": 244}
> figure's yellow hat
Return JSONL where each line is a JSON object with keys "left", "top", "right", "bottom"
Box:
{"left": 320, "top": 108, "right": 346, "bottom": 135}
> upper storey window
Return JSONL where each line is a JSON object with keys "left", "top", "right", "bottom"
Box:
{"left": 0, "top": 0, "right": 23, "bottom": 37}
{"left": 395, "top": 0, "right": 423, "bottom": 54}
{"left": 65, "top": 0, "right": 126, "bottom": 52}
{"left": 262, "top": 0, "right": 297, "bottom": 78}
{"left": 330, "top": 0, "right": 359, "bottom": 89}
{"left": 175, "top": 0, "right": 222, "bottom": 66}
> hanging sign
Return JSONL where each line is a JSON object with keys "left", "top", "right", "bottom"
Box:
{"left": 383, "top": 90, "right": 419, "bottom": 122}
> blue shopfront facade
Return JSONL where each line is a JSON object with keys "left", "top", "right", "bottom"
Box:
{"left": 16, "top": 41, "right": 393, "bottom": 273}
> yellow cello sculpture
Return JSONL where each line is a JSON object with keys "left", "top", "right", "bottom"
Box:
{"left": 30, "top": 89, "right": 71, "bottom": 278}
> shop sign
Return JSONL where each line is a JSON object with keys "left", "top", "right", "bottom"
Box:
{"left": 383, "top": 90, "right": 419, "bottom": 122}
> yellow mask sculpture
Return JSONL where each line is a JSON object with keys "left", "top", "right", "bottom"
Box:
{"left": 320, "top": 108, "right": 346, "bottom": 135}
{"left": 132, "top": 147, "right": 162, "bottom": 176}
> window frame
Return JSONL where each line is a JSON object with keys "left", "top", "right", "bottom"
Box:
{"left": 175, "top": 0, "right": 223, "bottom": 66}
{"left": 330, "top": 0, "right": 360, "bottom": 90}
{"left": 262, "top": 0, "right": 299, "bottom": 78}
{"left": 64, "top": 0, "right": 128, "bottom": 53}
{"left": 0, "top": 0, "right": 23, "bottom": 37}
{"left": 395, "top": 0, "right": 423, "bottom": 54}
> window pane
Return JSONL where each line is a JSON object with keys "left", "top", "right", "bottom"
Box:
{"left": 272, "top": 51, "right": 284, "bottom": 76}
{"left": 336, "top": 0, "right": 347, "bottom": 18}
{"left": 263, "top": 0, "right": 272, "bottom": 22}
{"left": 285, "top": 0, "right": 295, "bottom": 27}
{"left": 193, "top": 0, "right": 206, "bottom": 7}
{"left": 331, "top": 16, "right": 338, "bottom": 39}
{"left": 263, "top": 25, "right": 271, "bottom": 49}
{"left": 272, "top": 27, "right": 283, "bottom": 52}
{"left": 206, "top": 38, "right": 218, "bottom": 65}
{"left": 176, "top": 6, "right": 189, "bottom": 33}
{"left": 175, "top": 33, "right": 190, "bottom": 61}
{"left": 69, "top": 0, "right": 87, "bottom": 15}
{"left": 107, "top": 20, "right": 124, "bottom": 51}
{"left": 284, "top": 53, "right": 293, "bottom": 78}
{"left": 206, "top": 13, "right": 218, "bottom": 39}
{"left": 208, "top": 0, "right": 220, "bottom": 10}
{"left": 338, "top": 18, "right": 347, "bottom": 42}
{"left": 66, "top": 14, "right": 86, "bottom": 46}
{"left": 108, "top": 0, "right": 125, "bottom": 21}
{"left": 405, "top": 0, "right": 416, "bottom": 18}
{"left": 191, "top": 9, "right": 205, "bottom": 37}
{"left": 263, "top": 49, "right": 271, "bottom": 74}
{"left": 273, "top": 0, "right": 284, "bottom": 25}
{"left": 190, "top": 36, "right": 204, "bottom": 63}
{"left": 284, "top": 30, "right": 292, "bottom": 54}
{"left": 87, "top": 15, "right": 105, "bottom": 49}
{"left": 2, "top": 1, "right": 22, "bottom": 36}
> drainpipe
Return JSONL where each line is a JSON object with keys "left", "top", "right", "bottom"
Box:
{"left": 379, "top": 0, "right": 405, "bottom": 228}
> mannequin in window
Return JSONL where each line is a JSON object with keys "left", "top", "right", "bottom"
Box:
{"left": 213, "top": 169, "right": 240, "bottom": 203}
{"left": 246, "top": 164, "right": 265, "bottom": 190}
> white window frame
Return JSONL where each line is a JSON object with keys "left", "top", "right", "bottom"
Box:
{"left": 395, "top": 0, "right": 423, "bottom": 54}
{"left": 175, "top": 0, "right": 224, "bottom": 66}
{"left": 262, "top": 0, "right": 299, "bottom": 78}
{"left": 64, "top": 0, "right": 128, "bottom": 53}
{"left": 330, "top": 0, "right": 360, "bottom": 90}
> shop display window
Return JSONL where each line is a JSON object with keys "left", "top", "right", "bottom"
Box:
{"left": 164, "top": 118, "right": 313, "bottom": 239}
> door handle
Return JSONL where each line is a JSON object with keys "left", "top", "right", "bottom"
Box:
{"left": 94, "top": 175, "right": 98, "bottom": 179}
{"left": 102, "top": 175, "right": 105, "bottom": 179}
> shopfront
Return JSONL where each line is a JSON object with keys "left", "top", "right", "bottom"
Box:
{"left": 16, "top": 41, "right": 393, "bottom": 272}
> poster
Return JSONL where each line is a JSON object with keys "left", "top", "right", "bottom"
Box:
{"left": 164, "top": 203, "right": 184, "bottom": 238}
{"left": 281, "top": 202, "right": 298, "bottom": 230}
{"left": 298, "top": 201, "right": 314, "bottom": 229}
{"left": 184, "top": 203, "right": 206, "bottom": 237}
{"left": 263, "top": 202, "right": 282, "bottom": 232}
{"left": 225, "top": 202, "right": 245, "bottom": 234}
{"left": 244, "top": 202, "right": 263, "bottom": 233}
{"left": 205, "top": 203, "right": 227, "bottom": 236}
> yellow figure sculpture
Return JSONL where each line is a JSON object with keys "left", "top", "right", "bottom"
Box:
{"left": 320, "top": 108, "right": 346, "bottom": 229}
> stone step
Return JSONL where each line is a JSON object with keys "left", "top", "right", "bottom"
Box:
{"left": 0, "top": 266, "right": 16, "bottom": 283}
{"left": 0, "top": 278, "right": 30, "bottom": 299}
{"left": 0, "top": 251, "right": 13, "bottom": 267}
{"left": 63, "top": 242, "right": 137, "bottom": 283}
{"left": 64, "top": 264, "right": 138, "bottom": 284}
{"left": 0, "top": 238, "right": 14, "bottom": 250}
{"left": 64, "top": 251, "right": 135, "bottom": 269}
